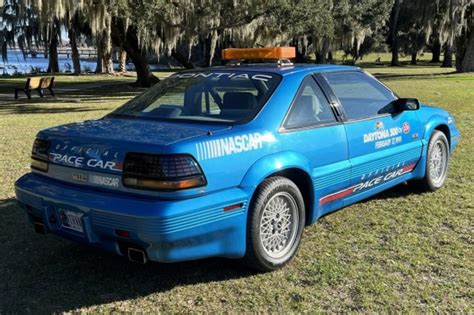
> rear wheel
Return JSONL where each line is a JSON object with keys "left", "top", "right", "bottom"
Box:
{"left": 418, "top": 130, "right": 450, "bottom": 191}
{"left": 243, "top": 176, "right": 305, "bottom": 271}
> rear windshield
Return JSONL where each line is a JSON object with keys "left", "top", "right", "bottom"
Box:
{"left": 110, "top": 71, "right": 281, "bottom": 124}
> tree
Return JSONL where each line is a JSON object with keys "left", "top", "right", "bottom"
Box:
{"left": 335, "top": 0, "right": 394, "bottom": 64}
{"left": 1, "top": 0, "right": 42, "bottom": 64}
{"left": 388, "top": 0, "right": 402, "bottom": 66}
{"left": 46, "top": 16, "right": 60, "bottom": 73}
{"left": 111, "top": 17, "right": 158, "bottom": 86}
{"left": 66, "top": 11, "right": 85, "bottom": 75}
{"left": 397, "top": 1, "right": 427, "bottom": 65}
{"left": 456, "top": 2, "right": 474, "bottom": 72}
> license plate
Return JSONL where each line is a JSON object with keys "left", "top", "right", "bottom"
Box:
{"left": 60, "top": 210, "right": 84, "bottom": 233}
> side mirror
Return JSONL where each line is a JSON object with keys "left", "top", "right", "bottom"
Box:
{"left": 395, "top": 98, "right": 420, "bottom": 111}
{"left": 377, "top": 98, "right": 420, "bottom": 115}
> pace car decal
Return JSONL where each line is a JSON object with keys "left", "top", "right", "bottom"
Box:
{"left": 48, "top": 145, "right": 123, "bottom": 171}
{"left": 319, "top": 163, "right": 416, "bottom": 205}
{"left": 196, "top": 132, "right": 264, "bottom": 161}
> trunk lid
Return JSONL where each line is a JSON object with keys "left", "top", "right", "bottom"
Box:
{"left": 37, "top": 118, "right": 228, "bottom": 191}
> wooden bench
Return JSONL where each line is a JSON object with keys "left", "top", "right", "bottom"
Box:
{"left": 14, "top": 76, "right": 55, "bottom": 99}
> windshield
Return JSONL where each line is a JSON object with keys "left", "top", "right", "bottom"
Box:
{"left": 110, "top": 71, "right": 281, "bottom": 124}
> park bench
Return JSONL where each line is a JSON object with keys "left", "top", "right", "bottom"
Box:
{"left": 14, "top": 76, "right": 55, "bottom": 99}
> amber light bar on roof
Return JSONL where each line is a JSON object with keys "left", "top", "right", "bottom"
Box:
{"left": 222, "top": 47, "right": 296, "bottom": 60}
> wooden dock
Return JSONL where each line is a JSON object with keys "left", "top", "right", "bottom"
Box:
{"left": 25, "top": 47, "right": 98, "bottom": 59}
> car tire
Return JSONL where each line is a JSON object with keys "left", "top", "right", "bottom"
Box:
{"left": 417, "top": 130, "right": 450, "bottom": 192}
{"left": 243, "top": 176, "right": 305, "bottom": 271}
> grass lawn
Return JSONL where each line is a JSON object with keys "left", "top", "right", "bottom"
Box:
{"left": 0, "top": 64, "right": 472, "bottom": 313}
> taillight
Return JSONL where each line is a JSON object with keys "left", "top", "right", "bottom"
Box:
{"left": 122, "top": 153, "right": 206, "bottom": 191}
{"left": 31, "top": 139, "right": 49, "bottom": 172}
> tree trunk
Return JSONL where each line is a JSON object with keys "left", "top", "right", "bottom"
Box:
{"left": 95, "top": 37, "right": 103, "bottom": 73}
{"left": 47, "top": 19, "right": 60, "bottom": 73}
{"left": 316, "top": 37, "right": 330, "bottom": 64}
{"left": 171, "top": 49, "right": 195, "bottom": 69}
{"left": 119, "top": 48, "right": 127, "bottom": 72}
{"left": 442, "top": 45, "right": 453, "bottom": 67}
{"left": 430, "top": 37, "right": 441, "bottom": 63}
{"left": 102, "top": 15, "right": 114, "bottom": 74}
{"left": 390, "top": 0, "right": 401, "bottom": 66}
{"left": 292, "top": 38, "right": 306, "bottom": 63}
{"left": 68, "top": 26, "right": 81, "bottom": 75}
{"left": 456, "top": 20, "right": 474, "bottom": 72}
{"left": 111, "top": 17, "right": 158, "bottom": 87}
{"left": 327, "top": 51, "right": 333, "bottom": 63}
{"left": 411, "top": 52, "right": 417, "bottom": 65}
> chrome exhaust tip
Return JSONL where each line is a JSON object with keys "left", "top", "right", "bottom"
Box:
{"left": 34, "top": 222, "right": 46, "bottom": 235}
{"left": 127, "top": 247, "right": 147, "bottom": 264}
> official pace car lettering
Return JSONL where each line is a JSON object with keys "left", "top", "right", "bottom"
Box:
{"left": 173, "top": 72, "right": 273, "bottom": 82}
{"left": 196, "top": 133, "right": 263, "bottom": 160}
{"left": 49, "top": 152, "right": 122, "bottom": 171}
{"left": 319, "top": 163, "right": 416, "bottom": 205}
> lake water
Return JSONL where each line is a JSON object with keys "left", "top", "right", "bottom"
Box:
{"left": 1, "top": 50, "right": 134, "bottom": 75}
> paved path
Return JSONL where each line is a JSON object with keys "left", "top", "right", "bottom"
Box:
{"left": 0, "top": 79, "right": 135, "bottom": 102}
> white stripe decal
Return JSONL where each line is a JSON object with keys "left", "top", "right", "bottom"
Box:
{"left": 206, "top": 141, "right": 212, "bottom": 159}
{"left": 196, "top": 144, "right": 201, "bottom": 161}
{"left": 208, "top": 141, "right": 213, "bottom": 159}
{"left": 199, "top": 143, "right": 204, "bottom": 160}
{"left": 213, "top": 140, "right": 220, "bottom": 158}
{"left": 202, "top": 142, "right": 207, "bottom": 160}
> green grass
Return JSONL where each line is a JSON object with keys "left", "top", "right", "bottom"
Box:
{"left": 0, "top": 65, "right": 473, "bottom": 313}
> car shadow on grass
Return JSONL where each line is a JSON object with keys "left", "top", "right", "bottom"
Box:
{"left": 364, "top": 182, "right": 425, "bottom": 201}
{"left": 372, "top": 70, "right": 458, "bottom": 81}
{"left": 0, "top": 198, "right": 255, "bottom": 313}
{"left": 0, "top": 103, "right": 111, "bottom": 115}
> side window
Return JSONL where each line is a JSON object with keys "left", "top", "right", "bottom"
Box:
{"left": 200, "top": 90, "right": 220, "bottom": 114}
{"left": 284, "top": 77, "right": 337, "bottom": 129}
{"left": 323, "top": 71, "right": 396, "bottom": 120}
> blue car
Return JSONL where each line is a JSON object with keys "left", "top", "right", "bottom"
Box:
{"left": 15, "top": 48, "right": 460, "bottom": 271}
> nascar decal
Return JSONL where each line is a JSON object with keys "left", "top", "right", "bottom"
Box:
{"left": 196, "top": 132, "right": 265, "bottom": 161}
{"left": 319, "top": 163, "right": 416, "bottom": 205}
{"left": 72, "top": 173, "right": 120, "bottom": 188}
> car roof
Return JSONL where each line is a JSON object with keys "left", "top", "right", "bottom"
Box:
{"left": 209, "top": 64, "right": 360, "bottom": 76}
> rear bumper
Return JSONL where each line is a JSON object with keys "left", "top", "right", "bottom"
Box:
{"left": 15, "top": 173, "right": 250, "bottom": 262}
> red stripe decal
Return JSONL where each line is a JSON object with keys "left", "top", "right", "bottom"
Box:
{"left": 402, "top": 163, "right": 416, "bottom": 172}
{"left": 319, "top": 186, "right": 355, "bottom": 205}
{"left": 319, "top": 163, "right": 417, "bottom": 206}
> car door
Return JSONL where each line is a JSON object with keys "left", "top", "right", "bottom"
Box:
{"left": 279, "top": 75, "right": 350, "bottom": 219}
{"left": 320, "top": 71, "right": 424, "bottom": 201}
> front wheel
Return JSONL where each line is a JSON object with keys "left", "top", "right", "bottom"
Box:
{"left": 243, "top": 176, "right": 305, "bottom": 271}
{"left": 418, "top": 130, "right": 450, "bottom": 191}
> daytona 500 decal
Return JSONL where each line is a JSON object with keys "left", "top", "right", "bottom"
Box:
{"left": 319, "top": 163, "right": 416, "bottom": 205}
{"left": 364, "top": 121, "right": 411, "bottom": 150}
